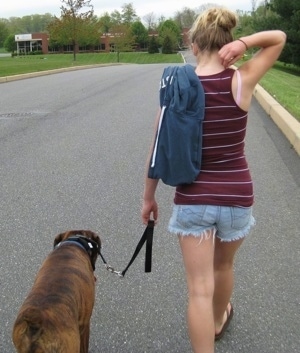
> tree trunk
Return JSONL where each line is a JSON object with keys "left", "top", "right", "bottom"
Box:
{"left": 73, "top": 40, "right": 76, "bottom": 61}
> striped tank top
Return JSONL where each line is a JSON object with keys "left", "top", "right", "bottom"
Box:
{"left": 174, "top": 68, "right": 254, "bottom": 207}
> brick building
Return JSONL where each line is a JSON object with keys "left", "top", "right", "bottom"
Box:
{"left": 15, "top": 33, "right": 49, "bottom": 54}
{"left": 14, "top": 28, "right": 190, "bottom": 55}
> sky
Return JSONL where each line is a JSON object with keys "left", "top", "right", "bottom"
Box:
{"left": 1, "top": 0, "right": 253, "bottom": 20}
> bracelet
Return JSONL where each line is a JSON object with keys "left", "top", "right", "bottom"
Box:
{"left": 238, "top": 38, "right": 248, "bottom": 51}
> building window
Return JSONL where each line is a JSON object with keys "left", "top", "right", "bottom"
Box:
{"left": 18, "top": 41, "right": 31, "bottom": 54}
{"left": 31, "top": 40, "right": 42, "bottom": 52}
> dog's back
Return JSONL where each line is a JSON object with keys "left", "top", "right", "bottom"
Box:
{"left": 12, "top": 259, "right": 83, "bottom": 352}
{"left": 12, "top": 231, "right": 100, "bottom": 353}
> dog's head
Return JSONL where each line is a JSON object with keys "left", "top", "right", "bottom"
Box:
{"left": 54, "top": 230, "right": 101, "bottom": 271}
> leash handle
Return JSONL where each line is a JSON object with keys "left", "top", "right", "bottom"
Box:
{"left": 121, "top": 220, "right": 155, "bottom": 277}
{"left": 144, "top": 221, "right": 154, "bottom": 273}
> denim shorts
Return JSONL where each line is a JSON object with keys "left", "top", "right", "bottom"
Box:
{"left": 168, "top": 204, "right": 255, "bottom": 242}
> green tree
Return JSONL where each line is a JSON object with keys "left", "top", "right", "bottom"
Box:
{"left": 98, "top": 12, "right": 112, "bottom": 33}
{"left": 158, "top": 20, "right": 181, "bottom": 52}
{"left": 130, "top": 21, "right": 148, "bottom": 49}
{"left": 161, "top": 32, "right": 174, "bottom": 54}
{"left": 109, "top": 23, "right": 135, "bottom": 61}
{"left": 30, "top": 14, "right": 54, "bottom": 32}
{"left": 4, "top": 34, "right": 16, "bottom": 54}
{"left": 252, "top": 2, "right": 280, "bottom": 31}
{"left": 4, "top": 13, "right": 54, "bottom": 34}
{"left": 234, "top": 11, "right": 255, "bottom": 39}
{"left": 83, "top": 15, "right": 102, "bottom": 46}
{"left": 121, "top": 3, "right": 139, "bottom": 24}
{"left": 271, "top": 0, "right": 300, "bottom": 17}
{"left": 20, "top": 15, "right": 37, "bottom": 32}
{"left": 148, "top": 35, "right": 159, "bottom": 53}
{"left": 271, "top": 0, "right": 300, "bottom": 65}
{"left": 0, "top": 20, "right": 9, "bottom": 47}
{"left": 110, "top": 10, "right": 122, "bottom": 26}
{"left": 48, "top": 0, "right": 95, "bottom": 61}
{"left": 250, "top": 0, "right": 300, "bottom": 65}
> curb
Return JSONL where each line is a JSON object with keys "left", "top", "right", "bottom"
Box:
{"left": 253, "top": 84, "right": 300, "bottom": 156}
{"left": 0, "top": 63, "right": 122, "bottom": 84}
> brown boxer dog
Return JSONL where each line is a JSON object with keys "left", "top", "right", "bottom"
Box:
{"left": 12, "top": 230, "right": 101, "bottom": 353}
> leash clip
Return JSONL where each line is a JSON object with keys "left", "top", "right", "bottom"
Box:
{"left": 105, "top": 264, "right": 124, "bottom": 278}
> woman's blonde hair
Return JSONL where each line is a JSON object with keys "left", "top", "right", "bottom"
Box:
{"left": 189, "top": 7, "right": 238, "bottom": 52}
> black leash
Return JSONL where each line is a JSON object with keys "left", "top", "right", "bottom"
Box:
{"left": 98, "top": 220, "right": 155, "bottom": 277}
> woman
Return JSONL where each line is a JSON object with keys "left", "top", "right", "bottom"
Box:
{"left": 141, "top": 7, "right": 286, "bottom": 353}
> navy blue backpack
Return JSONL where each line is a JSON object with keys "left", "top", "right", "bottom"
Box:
{"left": 148, "top": 65, "right": 205, "bottom": 186}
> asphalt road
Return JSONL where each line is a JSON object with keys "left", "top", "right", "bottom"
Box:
{"left": 0, "top": 62, "right": 299, "bottom": 353}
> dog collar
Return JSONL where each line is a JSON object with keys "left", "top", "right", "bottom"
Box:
{"left": 54, "top": 235, "right": 100, "bottom": 270}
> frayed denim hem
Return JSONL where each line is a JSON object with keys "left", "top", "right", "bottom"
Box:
{"left": 168, "top": 226, "right": 216, "bottom": 245}
{"left": 168, "top": 215, "right": 256, "bottom": 243}
{"left": 217, "top": 215, "right": 256, "bottom": 242}
{"left": 168, "top": 225, "right": 216, "bottom": 237}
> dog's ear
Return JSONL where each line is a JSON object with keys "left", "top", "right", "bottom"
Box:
{"left": 81, "top": 230, "right": 101, "bottom": 249}
{"left": 87, "top": 231, "right": 101, "bottom": 269}
{"left": 91, "top": 232, "right": 101, "bottom": 250}
{"left": 53, "top": 232, "right": 65, "bottom": 247}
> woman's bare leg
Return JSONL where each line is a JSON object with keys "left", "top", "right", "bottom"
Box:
{"left": 179, "top": 231, "right": 215, "bottom": 353}
{"left": 213, "top": 237, "right": 244, "bottom": 334}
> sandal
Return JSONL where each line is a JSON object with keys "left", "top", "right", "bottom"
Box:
{"left": 215, "top": 303, "right": 234, "bottom": 341}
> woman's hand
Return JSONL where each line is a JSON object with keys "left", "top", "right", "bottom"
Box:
{"left": 218, "top": 40, "right": 247, "bottom": 68}
{"left": 141, "top": 199, "right": 158, "bottom": 225}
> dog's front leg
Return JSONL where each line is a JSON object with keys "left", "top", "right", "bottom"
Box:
{"left": 80, "top": 325, "right": 90, "bottom": 353}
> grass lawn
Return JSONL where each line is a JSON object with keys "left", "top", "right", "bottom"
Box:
{"left": 0, "top": 52, "right": 183, "bottom": 77}
{"left": 258, "top": 62, "right": 300, "bottom": 121}
{"left": 0, "top": 52, "right": 299, "bottom": 121}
